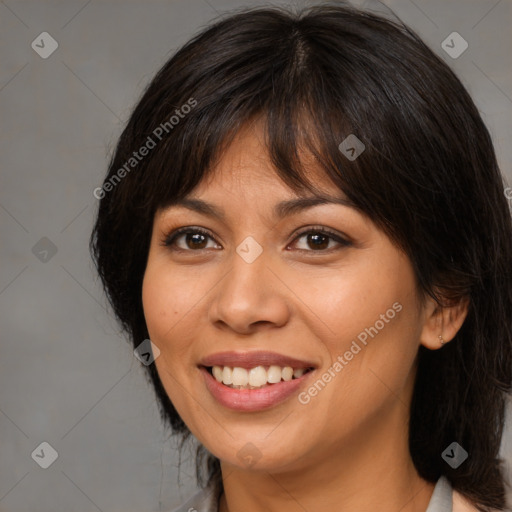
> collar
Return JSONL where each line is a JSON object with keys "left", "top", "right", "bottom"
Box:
{"left": 169, "top": 475, "right": 483, "bottom": 512}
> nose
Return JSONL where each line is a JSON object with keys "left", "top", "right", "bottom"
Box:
{"left": 208, "top": 246, "right": 291, "bottom": 335}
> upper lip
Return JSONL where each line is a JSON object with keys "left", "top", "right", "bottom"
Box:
{"left": 200, "top": 351, "right": 316, "bottom": 369}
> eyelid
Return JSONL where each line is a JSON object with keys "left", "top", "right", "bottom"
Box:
{"left": 289, "top": 225, "right": 352, "bottom": 252}
{"left": 161, "top": 226, "right": 219, "bottom": 249}
{"left": 161, "top": 225, "right": 352, "bottom": 252}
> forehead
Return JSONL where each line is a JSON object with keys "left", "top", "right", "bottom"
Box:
{"left": 156, "top": 122, "right": 358, "bottom": 225}
{"left": 192, "top": 120, "right": 337, "bottom": 199}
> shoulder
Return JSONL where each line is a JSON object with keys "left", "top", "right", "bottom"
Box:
{"left": 167, "top": 480, "right": 221, "bottom": 512}
{"left": 428, "top": 476, "right": 501, "bottom": 512}
{"left": 452, "top": 489, "right": 500, "bottom": 512}
{"left": 452, "top": 490, "right": 479, "bottom": 512}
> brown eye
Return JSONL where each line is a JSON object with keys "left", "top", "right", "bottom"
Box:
{"left": 183, "top": 232, "right": 209, "bottom": 250}
{"left": 305, "top": 233, "right": 330, "bottom": 250}
{"left": 290, "top": 227, "right": 352, "bottom": 253}
{"left": 162, "top": 226, "right": 351, "bottom": 254}
{"left": 163, "top": 227, "right": 220, "bottom": 251}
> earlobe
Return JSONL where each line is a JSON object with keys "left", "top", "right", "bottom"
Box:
{"left": 420, "top": 294, "right": 470, "bottom": 350}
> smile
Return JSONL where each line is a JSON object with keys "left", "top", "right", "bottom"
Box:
{"left": 208, "top": 365, "right": 313, "bottom": 389}
{"left": 199, "top": 351, "right": 317, "bottom": 411}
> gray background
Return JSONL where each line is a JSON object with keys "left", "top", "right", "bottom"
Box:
{"left": 1, "top": 0, "right": 511, "bottom": 510}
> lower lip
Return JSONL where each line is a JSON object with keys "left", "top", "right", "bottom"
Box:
{"left": 201, "top": 367, "right": 312, "bottom": 412}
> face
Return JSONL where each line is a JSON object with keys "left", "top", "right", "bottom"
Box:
{"left": 142, "top": 121, "right": 429, "bottom": 474}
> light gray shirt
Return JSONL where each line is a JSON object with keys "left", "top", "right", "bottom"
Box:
{"left": 170, "top": 475, "right": 453, "bottom": 512}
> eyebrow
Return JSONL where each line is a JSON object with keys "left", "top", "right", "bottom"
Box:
{"left": 164, "top": 194, "right": 357, "bottom": 221}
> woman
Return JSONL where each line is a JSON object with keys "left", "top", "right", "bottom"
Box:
{"left": 90, "top": 2, "right": 512, "bottom": 511}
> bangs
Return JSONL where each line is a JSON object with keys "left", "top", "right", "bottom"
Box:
{"left": 136, "top": 47, "right": 360, "bottom": 217}
{"left": 103, "top": 1, "right": 493, "bottom": 300}
{"left": 116, "top": 4, "right": 439, "bottom": 253}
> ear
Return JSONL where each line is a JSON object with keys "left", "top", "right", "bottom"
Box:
{"left": 420, "top": 293, "right": 469, "bottom": 350}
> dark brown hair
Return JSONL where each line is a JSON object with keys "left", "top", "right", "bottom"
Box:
{"left": 90, "top": 2, "right": 512, "bottom": 509}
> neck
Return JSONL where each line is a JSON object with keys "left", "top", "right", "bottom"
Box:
{"left": 219, "top": 454, "right": 434, "bottom": 512}
{"left": 218, "top": 392, "right": 435, "bottom": 512}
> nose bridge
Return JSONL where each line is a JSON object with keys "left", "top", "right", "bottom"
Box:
{"left": 235, "top": 234, "right": 265, "bottom": 266}
{"left": 223, "top": 236, "right": 269, "bottom": 308}
{"left": 209, "top": 235, "right": 289, "bottom": 332}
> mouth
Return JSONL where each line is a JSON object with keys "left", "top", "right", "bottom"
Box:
{"left": 198, "top": 351, "right": 317, "bottom": 411}
{"left": 204, "top": 364, "right": 315, "bottom": 389}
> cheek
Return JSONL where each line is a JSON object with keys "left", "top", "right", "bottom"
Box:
{"left": 142, "top": 265, "right": 190, "bottom": 375}
{"left": 142, "top": 262, "right": 204, "bottom": 424}
{"left": 142, "top": 262, "right": 198, "bottom": 341}
{"left": 307, "top": 249, "right": 421, "bottom": 403}
{"left": 142, "top": 258, "right": 220, "bottom": 383}
{"left": 142, "top": 273, "right": 172, "bottom": 342}
{"left": 300, "top": 263, "right": 414, "bottom": 352}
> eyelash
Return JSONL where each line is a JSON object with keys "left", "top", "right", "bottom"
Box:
{"left": 161, "top": 225, "right": 352, "bottom": 254}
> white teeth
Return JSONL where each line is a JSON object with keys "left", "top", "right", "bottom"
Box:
{"left": 282, "top": 366, "right": 293, "bottom": 381}
{"left": 222, "top": 366, "right": 233, "bottom": 385}
{"left": 211, "top": 364, "right": 310, "bottom": 388}
{"left": 248, "top": 366, "right": 267, "bottom": 387}
{"left": 231, "top": 367, "right": 249, "bottom": 386}
{"left": 267, "top": 365, "right": 282, "bottom": 384}
{"left": 293, "top": 368, "right": 305, "bottom": 378}
{"left": 212, "top": 366, "right": 223, "bottom": 382}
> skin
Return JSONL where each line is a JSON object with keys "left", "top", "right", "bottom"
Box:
{"left": 142, "top": 120, "right": 468, "bottom": 512}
